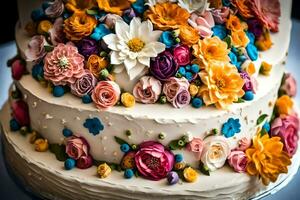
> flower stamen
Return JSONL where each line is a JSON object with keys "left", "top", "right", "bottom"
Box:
{"left": 59, "top": 56, "right": 69, "bottom": 68}
{"left": 127, "top": 38, "right": 145, "bottom": 52}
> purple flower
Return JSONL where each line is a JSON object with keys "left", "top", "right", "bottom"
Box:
{"left": 240, "top": 71, "right": 254, "bottom": 92}
{"left": 167, "top": 171, "right": 179, "bottom": 185}
{"left": 77, "top": 38, "right": 99, "bottom": 58}
{"left": 172, "top": 89, "right": 191, "bottom": 109}
{"left": 150, "top": 51, "right": 178, "bottom": 81}
{"left": 123, "top": 8, "right": 136, "bottom": 23}
{"left": 247, "top": 19, "right": 263, "bottom": 38}
{"left": 70, "top": 70, "right": 97, "bottom": 97}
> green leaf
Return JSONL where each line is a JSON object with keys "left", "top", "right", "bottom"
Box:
{"left": 234, "top": 98, "right": 245, "bottom": 103}
{"left": 223, "top": 36, "right": 232, "bottom": 48}
{"left": 260, "top": 128, "right": 268, "bottom": 137}
{"left": 168, "top": 140, "right": 180, "bottom": 150}
{"left": 114, "top": 136, "right": 129, "bottom": 145}
{"left": 199, "top": 161, "right": 210, "bottom": 176}
{"left": 44, "top": 45, "right": 54, "bottom": 52}
{"left": 86, "top": 9, "right": 98, "bottom": 15}
{"left": 49, "top": 144, "right": 68, "bottom": 162}
{"left": 257, "top": 114, "right": 268, "bottom": 125}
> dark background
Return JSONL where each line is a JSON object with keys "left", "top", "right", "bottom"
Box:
{"left": 0, "top": 0, "right": 299, "bottom": 44}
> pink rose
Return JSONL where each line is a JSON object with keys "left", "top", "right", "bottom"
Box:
{"left": 163, "top": 77, "right": 189, "bottom": 102}
{"left": 228, "top": 151, "right": 247, "bottom": 173}
{"left": 135, "top": 141, "right": 174, "bottom": 181}
{"left": 70, "top": 70, "right": 97, "bottom": 97}
{"left": 172, "top": 89, "right": 191, "bottom": 108}
{"left": 11, "top": 59, "right": 26, "bottom": 80}
{"left": 49, "top": 17, "right": 65, "bottom": 46}
{"left": 133, "top": 76, "right": 162, "bottom": 104}
{"left": 235, "top": 137, "right": 251, "bottom": 151}
{"left": 212, "top": 7, "right": 230, "bottom": 24}
{"left": 25, "top": 35, "right": 47, "bottom": 63}
{"left": 186, "top": 137, "right": 204, "bottom": 160}
{"left": 271, "top": 115, "right": 300, "bottom": 156}
{"left": 173, "top": 45, "right": 191, "bottom": 66}
{"left": 43, "top": 43, "right": 85, "bottom": 86}
{"left": 188, "top": 11, "right": 215, "bottom": 38}
{"left": 11, "top": 100, "right": 30, "bottom": 127}
{"left": 66, "top": 136, "right": 90, "bottom": 160}
{"left": 76, "top": 155, "right": 93, "bottom": 169}
{"left": 45, "top": 0, "right": 64, "bottom": 18}
{"left": 280, "top": 73, "right": 297, "bottom": 97}
{"left": 100, "top": 14, "right": 123, "bottom": 29}
{"left": 92, "top": 81, "right": 121, "bottom": 109}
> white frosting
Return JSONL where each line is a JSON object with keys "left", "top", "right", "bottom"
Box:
{"left": 1, "top": 102, "right": 300, "bottom": 200}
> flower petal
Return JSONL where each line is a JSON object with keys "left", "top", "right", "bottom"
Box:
{"left": 115, "top": 19, "right": 130, "bottom": 41}
{"left": 128, "top": 62, "right": 147, "bottom": 80}
{"left": 138, "top": 56, "right": 150, "bottom": 67}
{"left": 110, "top": 51, "right": 123, "bottom": 65}
{"left": 124, "top": 58, "right": 137, "bottom": 71}
{"left": 129, "top": 17, "right": 142, "bottom": 38}
{"left": 103, "top": 34, "right": 118, "bottom": 51}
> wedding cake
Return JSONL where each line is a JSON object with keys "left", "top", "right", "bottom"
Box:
{"left": 1, "top": 0, "right": 299, "bottom": 199}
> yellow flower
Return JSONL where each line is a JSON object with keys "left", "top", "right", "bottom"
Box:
{"left": 66, "top": 0, "right": 97, "bottom": 13}
{"left": 64, "top": 12, "right": 97, "bottom": 41}
{"left": 231, "top": 30, "right": 250, "bottom": 48}
{"left": 226, "top": 15, "right": 244, "bottom": 32}
{"left": 246, "top": 134, "right": 291, "bottom": 185}
{"left": 34, "top": 139, "right": 49, "bottom": 152}
{"left": 37, "top": 20, "right": 52, "bottom": 35}
{"left": 275, "top": 95, "right": 293, "bottom": 115}
{"left": 231, "top": 0, "right": 254, "bottom": 19}
{"left": 199, "top": 62, "right": 245, "bottom": 109}
{"left": 87, "top": 55, "right": 109, "bottom": 78}
{"left": 29, "top": 131, "right": 38, "bottom": 144}
{"left": 183, "top": 167, "right": 198, "bottom": 183}
{"left": 97, "top": 163, "right": 112, "bottom": 178}
{"left": 145, "top": 2, "right": 190, "bottom": 31}
{"left": 97, "top": 0, "right": 135, "bottom": 16}
{"left": 174, "top": 162, "right": 186, "bottom": 170}
{"left": 260, "top": 61, "right": 272, "bottom": 76}
{"left": 192, "top": 36, "right": 230, "bottom": 67}
{"left": 189, "top": 84, "right": 199, "bottom": 97}
{"left": 255, "top": 29, "right": 273, "bottom": 51}
{"left": 121, "top": 152, "right": 136, "bottom": 169}
{"left": 178, "top": 25, "right": 200, "bottom": 46}
{"left": 121, "top": 92, "right": 136, "bottom": 108}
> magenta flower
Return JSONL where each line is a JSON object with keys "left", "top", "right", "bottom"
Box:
{"left": 11, "top": 59, "right": 26, "bottom": 80}
{"left": 228, "top": 151, "right": 247, "bottom": 173}
{"left": 65, "top": 136, "right": 90, "bottom": 160}
{"left": 173, "top": 45, "right": 191, "bottom": 66}
{"left": 11, "top": 100, "right": 30, "bottom": 127}
{"left": 240, "top": 71, "right": 254, "bottom": 92}
{"left": 135, "top": 141, "right": 174, "bottom": 181}
{"left": 76, "top": 155, "right": 93, "bottom": 169}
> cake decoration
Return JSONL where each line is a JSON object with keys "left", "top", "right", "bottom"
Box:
{"left": 221, "top": 118, "right": 241, "bottom": 138}
{"left": 83, "top": 117, "right": 104, "bottom": 135}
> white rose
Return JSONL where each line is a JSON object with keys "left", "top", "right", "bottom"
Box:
{"left": 201, "top": 136, "right": 230, "bottom": 171}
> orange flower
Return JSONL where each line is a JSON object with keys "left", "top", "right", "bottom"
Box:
{"left": 66, "top": 0, "right": 97, "bottom": 13}
{"left": 231, "top": 30, "right": 250, "bottom": 48}
{"left": 192, "top": 36, "right": 230, "bottom": 67}
{"left": 255, "top": 29, "right": 273, "bottom": 51}
{"left": 226, "top": 15, "right": 244, "bottom": 32}
{"left": 87, "top": 55, "right": 109, "bottom": 78}
{"left": 97, "top": 0, "right": 135, "bottom": 16}
{"left": 275, "top": 95, "right": 294, "bottom": 116}
{"left": 208, "top": 0, "right": 222, "bottom": 9}
{"left": 231, "top": 0, "right": 254, "bottom": 19}
{"left": 246, "top": 134, "right": 291, "bottom": 186}
{"left": 199, "top": 63, "right": 245, "bottom": 109}
{"left": 178, "top": 25, "right": 200, "bottom": 46}
{"left": 64, "top": 12, "right": 97, "bottom": 41}
{"left": 145, "top": 2, "right": 190, "bottom": 31}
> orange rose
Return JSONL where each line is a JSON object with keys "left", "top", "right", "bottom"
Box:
{"left": 231, "top": 0, "right": 254, "bottom": 19}
{"left": 145, "top": 2, "right": 190, "bottom": 31}
{"left": 178, "top": 25, "right": 200, "bottom": 47}
{"left": 208, "top": 0, "right": 222, "bottom": 9}
{"left": 231, "top": 30, "right": 250, "bottom": 48}
{"left": 226, "top": 15, "right": 244, "bottom": 32}
{"left": 255, "top": 29, "right": 273, "bottom": 51}
{"left": 275, "top": 95, "right": 294, "bottom": 116}
{"left": 64, "top": 12, "right": 97, "bottom": 41}
{"left": 97, "top": 0, "right": 135, "bottom": 16}
{"left": 246, "top": 134, "right": 291, "bottom": 186}
{"left": 66, "top": 0, "right": 97, "bottom": 13}
{"left": 87, "top": 55, "right": 109, "bottom": 78}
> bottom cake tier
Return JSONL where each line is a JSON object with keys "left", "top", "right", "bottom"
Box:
{"left": 1, "top": 101, "right": 300, "bottom": 200}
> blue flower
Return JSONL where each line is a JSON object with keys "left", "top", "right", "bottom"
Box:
{"left": 90, "top": 24, "right": 111, "bottom": 41}
{"left": 212, "top": 25, "right": 227, "bottom": 40}
{"left": 159, "top": 31, "right": 176, "bottom": 48}
{"left": 83, "top": 117, "right": 104, "bottom": 136}
{"left": 222, "top": 0, "right": 231, "bottom": 7}
{"left": 222, "top": 118, "right": 241, "bottom": 138}
{"left": 246, "top": 32, "right": 255, "bottom": 44}
{"left": 132, "top": 0, "right": 146, "bottom": 14}
{"left": 246, "top": 43, "right": 258, "bottom": 61}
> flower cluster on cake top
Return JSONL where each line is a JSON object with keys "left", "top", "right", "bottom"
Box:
{"left": 19, "top": 0, "right": 280, "bottom": 110}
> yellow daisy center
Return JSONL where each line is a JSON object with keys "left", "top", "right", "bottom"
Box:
{"left": 216, "top": 79, "right": 226, "bottom": 89}
{"left": 59, "top": 56, "right": 69, "bottom": 68}
{"left": 127, "top": 38, "right": 145, "bottom": 52}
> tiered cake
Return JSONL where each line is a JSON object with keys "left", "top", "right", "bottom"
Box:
{"left": 1, "top": 0, "right": 299, "bottom": 199}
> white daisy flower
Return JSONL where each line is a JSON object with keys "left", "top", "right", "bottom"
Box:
{"left": 103, "top": 17, "right": 166, "bottom": 80}
{"left": 178, "top": 0, "right": 209, "bottom": 14}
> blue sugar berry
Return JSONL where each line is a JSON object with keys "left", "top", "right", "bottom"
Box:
{"left": 10, "top": 119, "right": 20, "bottom": 132}
{"left": 175, "top": 154, "right": 184, "bottom": 163}
{"left": 178, "top": 67, "right": 186, "bottom": 76}
{"left": 120, "top": 144, "right": 130, "bottom": 153}
{"left": 31, "top": 9, "right": 44, "bottom": 21}
{"left": 192, "top": 98, "right": 203, "bottom": 108}
{"left": 191, "top": 64, "right": 200, "bottom": 74}
{"left": 82, "top": 95, "right": 93, "bottom": 104}
{"left": 53, "top": 86, "right": 65, "bottom": 97}
{"left": 62, "top": 128, "right": 73, "bottom": 137}
{"left": 185, "top": 72, "right": 193, "bottom": 81}
{"left": 124, "top": 169, "right": 134, "bottom": 179}
{"left": 64, "top": 158, "right": 76, "bottom": 170}
{"left": 243, "top": 91, "right": 254, "bottom": 101}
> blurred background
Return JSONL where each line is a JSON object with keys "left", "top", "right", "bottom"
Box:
{"left": 0, "top": 0, "right": 300, "bottom": 44}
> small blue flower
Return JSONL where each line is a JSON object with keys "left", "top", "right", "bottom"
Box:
{"left": 229, "top": 51, "right": 238, "bottom": 67}
{"left": 120, "top": 144, "right": 130, "bottom": 153}
{"left": 91, "top": 24, "right": 111, "bottom": 41}
{"left": 222, "top": 118, "right": 241, "bottom": 138}
{"left": 246, "top": 43, "right": 258, "bottom": 61}
{"left": 246, "top": 32, "right": 255, "bottom": 44}
{"left": 132, "top": 0, "right": 146, "bottom": 14}
{"left": 192, "top": 98, "right": 203, "bottom": 108}
{"left": 83, "top": 117, "right": 104, "bottom": 136}
{"left": 160, "top": 31, "right": 176, "bottom": 48}
{"left": 64, "top": 158, "right": 76, "bottom": 170}
{"left": 32, "top": 63, "right": 44, "bottom": 81}
{"left": 124, "top": 169, "right": 134, "bottom": 179}
{"left": 10, "top": 118, "right": 20, "bottom": 132}
{"left": 212, "top": 25, "right": 227, "bottom": 40}
{"left": 175, "top": 154, "right": 184, "bottom": 163}
{"left": 53, "top": 86, "right": 65, "bottom": 97}
{"left": 222, "top": 0, "right": 231, "bottom": 7}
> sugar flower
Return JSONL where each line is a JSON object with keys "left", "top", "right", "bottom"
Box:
{"left": 226, "top": 15, "right": 244, "bottom": 32}
{"left": 178, "top": 0, "right": 209, "bottom": 14}
{"left": 45, "top": 0, "right": 64, "bottom": 18}
{"left": 65, "top": 136, "right": 90, "bottom": 160}
{"left": 11, "top": 59, "right": 26, "bottom": 80}
{"left": 232, "top": 30, "right": 250, "bottom": 48}
{"left": 92, "top": 81, "right": 121, "bottom": 109}
{"left": 222, "top": 118, "right": 241, "bottom": 138}
{"left": 145, "top": 2, "right": 190, "bottom": 31}
{"left": 133, "top": 76, "right": 162, "bottom": 104}
{"left": 178, "top": 24, "right": 200, "bottom": 46}
{"left": 280, "top": 73, "right": 297, "bottom": 97}
{"left": 163, "top": 77, "right": 189, "bottom": 103}
{"left": 100, "top": 14, "right": 123, "bottom": 29}
{"left": 199, "top": 63, "right": 245, "bottom": 109}
{"left": 87, "top": 55, "right": 109, "bottom": 79}
{"left": 25, "top": 35, "right": 47, "bottom": 63}
{"left": 249, "top": 0, "right": 281, "bottom": 32}
{"left": 240, "top": 71, "right": 254, "bottom": 92}
{"left": 271, "top": 115, "right": 299, "bottom": 156}
{"left": 97, "top": 0, "right": 134, "bottom": 16}
{"left": 64, "top": 12, "right": 97, "bottom": 41}
{"left": 186, "top": 137, "right": 204, "bottom": 160}
{"left": 201, "top": 136, "right": 230, "bottom": 171}
{"left": 12, "top": 100, "right": 30, "bottom": 127}
{"left": 77, "top": 38, "right": 99, "bottom": 58}
{"left": 235, "top": 137, "right": 251, "bottom": 151}
{"left": 228, "top": 151, "right": 247, "bottom": 173}
{"left": 43, "top": 43, "right": 85, "bottom": 86}
{"left": 255, "top": 28, "right": 273, "bottom": 51}
{"left": 275, "top": 95, "right": 294, "bottom": 116}
{"left": 83, "top": 117, "right": 104, "bottom": 136}
{"left": 65, "top": 0, "right": 96, "bottom": 13}
{"left": 173, "top": 45, "right": 191, "bottom": 66}
{"left": 231, "top": 0, "right": 254, "bottom": 19}
{"left": 103, "top": 17, "right": 165, "bottom": 80}
{"left": 183, "top": 167, "right": 198, "bottom": 182}
{"left": 49, "top": 17, "right": 65, "bottom": 46}
{"left": 246, "top": 134, "right": 291, "bottom": 185}
{"left": 76, "top": 155, "right": 93, "bottom": 169}
{"left": 97, "top": 163, "right": 112, "bottom": 178}
{"left": 70, "top": 70, "right": 97, "bottom": 97}
{"left": 247, "top": 19, "right": 263, "bottom": 38}
{"left": 188, "top": 11, "right": 215, "bottom": 38}
{"left": 172, "top": 89, "right": 191, "bottom": 108}
{"left": 212, "top": 7, "right": 230, "bottom": 24}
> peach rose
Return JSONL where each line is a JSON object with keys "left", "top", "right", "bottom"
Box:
{"left": 92, "top": 81, "right": 121, "bottom": 109}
